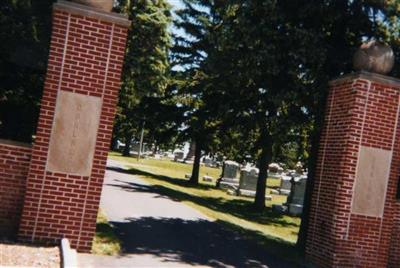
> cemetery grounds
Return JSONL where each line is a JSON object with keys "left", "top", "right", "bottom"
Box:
{"left": 101, "top": 152, "right": 302, "bottom": 262}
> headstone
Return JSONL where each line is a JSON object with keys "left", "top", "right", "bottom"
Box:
{"left": 174, "top": 151, "right": 184, "bottom": 162}
{"left": 185, "top": 142, "right": 196, "bottom": 162}
{"left": 287, "top": 177, "right": 307, "bottom": 216}
{"left": 238, "top": 167, "right": 272, "bottom": 200}
{"left": 203, "top": 157, "right": 216, "bottom": 167}
{"left": 223, "top": 161, "right": 240, "bottom": 179}
{"left": 279, "top": 175, "right": 292, "bottom": 195}
{"left": 238, "top": 167, "right": 259, "bottom": 193}
{"left": 268, "top": 162, "right": 283, "bottom": 174}
{"left": 218, "top": 160, "right": 240, "bottom": 190}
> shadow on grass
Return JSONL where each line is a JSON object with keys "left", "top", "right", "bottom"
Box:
{"left": 108, "top": 166, "right": 216, "bottom": 190}
{"left": 106, "top": 166, "right": 299, "bottom": 229}
{"left": 93, "top": 211, "right": 121, "bottom": 255}
{"left": 110, "top": 216, "right": 304, "bottom": 267}
{"left": 96, "top": 222, "right": 116, "bottom": 239}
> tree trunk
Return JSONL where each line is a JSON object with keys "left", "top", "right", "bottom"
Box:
{"left": 110, "top": 136, "right": 118, "bottom": 150}
{"left": 254, "top": 134, "right": 273, "bottom": 210}
{"left": 122, "top": 132, "right": 132, "bottom": 157}
{"left": 216, "top": 162, "right": 225, "bottom": 187}
{"left": 152, "top": 142, "right": 158, "bottom": 155}
{"left": 190, "top": 141, "right": 202, "bottom": 184}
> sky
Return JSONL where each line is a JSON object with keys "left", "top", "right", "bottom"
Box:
{"left": 167, "top": 0, "right": 184, "bottom": 10}
{"left": 166, "top": 0, "right": 187, "bottom": 41}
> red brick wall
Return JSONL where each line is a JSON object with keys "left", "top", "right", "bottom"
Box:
{"left": 18, "top": 2, "right": 129, "bottom": 252}
{"left": 388, "top": 202, "right": 400, "bottom": 267}
{"left": 306, "top": 73, "right": 400, "bottom": 267}
{"left": 0, "top": 140, "right": 31, "bottom": 238}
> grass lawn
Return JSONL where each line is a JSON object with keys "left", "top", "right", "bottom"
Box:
{"left": 108, "top": 152, "right": 303, "bottom": 263}
{"left": 92, "top": 209, "right": 121, "bottom": 255}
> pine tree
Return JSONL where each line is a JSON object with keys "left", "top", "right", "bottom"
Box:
{"left": 172, "top": 0, "right": 223, "bottom": 184}
{"left": 0, "top": 0, "right": 55, "bottom": 142}
{"left": 115, "top": 0, "right": 172, "bottom": 156}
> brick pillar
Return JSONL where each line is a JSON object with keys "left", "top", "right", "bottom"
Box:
{"left": 305, "top": 71, "right": 400, "bottom": 267}
{"left": 388, "top": 203, "right": 400, "bottom": 267}
{"left": 18, "top": 0, "right": 129, "bottom": 252}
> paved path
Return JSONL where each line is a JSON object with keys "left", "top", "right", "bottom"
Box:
{"left": 78, "top": 160, "right": 298, "bottom": 268}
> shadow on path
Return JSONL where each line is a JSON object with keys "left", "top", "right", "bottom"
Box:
{"left": 111, "top": 217, "right": 300, "bottom": 268}
{"left": 106, "top": 166, "right": 299, "bottom": 228}
{"left": 102, "top": 166, "right": 305, "bottom": 267}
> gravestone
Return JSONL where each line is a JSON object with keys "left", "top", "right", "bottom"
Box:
{"left": 203, "top": 157, "right": 216, "bottom": 167}
{"left": 174, "top": 151, "right": 184, "bottom": 162}
{"left": 287, "top": 177, "right": 307, "bottom": 216}
{"left": 218, "top": 160, "right": 240, "bottom": 190}
{"left": 185, "top": 142, "right": 196, "bottom": 162}
{"left": 238, "top": 167, "right": 272, "bottom": 200}
{"left": 238, "top": 167, "right": 259, "bottom": 197}
{"left": 279, "top": 175, "right": 292, "bottom": 195}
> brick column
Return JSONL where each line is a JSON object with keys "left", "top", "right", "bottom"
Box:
{"left": 18, "top": 0, "right": 129, "bottom": 252}
{"left": 305, "top": 71, "right": 400, "bottom": 267}
{"left": 388, "top": 203, "right": 400, "bottom": 267}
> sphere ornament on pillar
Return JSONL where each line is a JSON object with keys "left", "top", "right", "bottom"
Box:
{"left": 353, "top": 40, "right": 395, "bottom": 75}
{"left": 70, "top": 0, "right": 113, "bottom": 12}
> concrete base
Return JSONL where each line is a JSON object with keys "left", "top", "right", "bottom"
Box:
{"left": 279, "top": 189, "right": 291, "bottom": 196}
{"left": 202, "top": 175, "right": 213, "bottom": 182}
{"left": 219, "top": 181, "right": 239, "bottom": 190}
{"left": 221, "top": 178, "right": 239, "bottom": 183}
{"left": 238, "top": 189, "right": 272, "bottom": 200}
{"left": 270, "top": 189, "right": 279, "bottom": 195}
{"left": 272, "top": 204, "right": 288, "bottom": 214}
{"left": 288, "top": 204, "right": 303, "bottom": 216}
{"left": 61, "top": 238, "right": 77, "bottom": 268}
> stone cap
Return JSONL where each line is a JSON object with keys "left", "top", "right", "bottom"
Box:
{"left": 0, "top": 139, "right": 32, "bottom": 148}
{"left": 329, "top": 71, "right": 400, "bottom": 87}
{"left": 54, "top": 0, "right": 131, "bottom": 27}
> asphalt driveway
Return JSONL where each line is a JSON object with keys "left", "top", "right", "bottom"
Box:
{"left": 77, "top": 159, "right": 298, "bottom": 268}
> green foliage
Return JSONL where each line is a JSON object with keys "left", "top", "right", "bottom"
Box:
{"left": 172, "top": 0, "right": 225, "bottom": 183}
{"left": 114, "top": 0, "right": 173, "bottom": 153}
{"left": 0, "top": 0, "right": 55, "bottom": 142}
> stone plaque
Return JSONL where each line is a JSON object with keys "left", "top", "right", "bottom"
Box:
{"left": 47, "top": 91, "right": 102, "bottom": 176}
{"left": 351, "top": 146, "right": 391, "bottom": 217}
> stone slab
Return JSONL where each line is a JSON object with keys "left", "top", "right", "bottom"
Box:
{"left": 47, "top": 91, "right": 102, "bottom": 176}
{"left": 202, "top": 176, "right": 213, "bottom": 182}
{"left": 351, "top": 146, "right": 392, "bottom": 217}
{"left": 288, "top": 204, "right": 303, "bottom": 216}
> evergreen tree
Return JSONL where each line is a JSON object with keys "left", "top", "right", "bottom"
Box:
{"left": 115, "top": 0, "right": 172, "bottom": 156}
{"left": 172, "top": 0, "right": 225, "bottom": 184}
{"left": 0, "top": 0, "right": 55, "bottom": 142}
